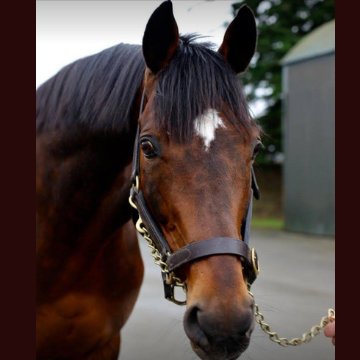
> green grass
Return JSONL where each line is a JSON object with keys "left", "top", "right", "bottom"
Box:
{"left": 251, "top": 217, "right": 284, "bottom": 230}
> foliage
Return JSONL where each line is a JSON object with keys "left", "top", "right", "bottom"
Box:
{"left": 231, "top": 0, "right": 335, "bottom": 164}
{"left": 251, "top": 217, "right": 284, "bottom": 230}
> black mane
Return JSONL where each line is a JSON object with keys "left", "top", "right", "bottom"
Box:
{"left": 36, "top": 35, "right": 253, "bottom": 140}
{"left": 36, "top": 43, "right": 145, "bottom": 134}
{"left": 154, "top": 34, "right": 253, "bottom": 142}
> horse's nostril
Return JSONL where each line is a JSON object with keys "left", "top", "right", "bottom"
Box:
{"left": 183, "top": 305, "right": 210, "bottom": 350}
{"left": 184, "top": 303, "right": 254, "bottom": 344}
{"left": 184, "top": 303, "right": 254, "bottom": 359}
{"left": 236, "top": 309, "right": 254, "bottom": 338}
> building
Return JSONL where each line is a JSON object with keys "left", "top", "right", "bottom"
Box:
{"left": 281, "top": 20, "right": 335, "bottom": 236}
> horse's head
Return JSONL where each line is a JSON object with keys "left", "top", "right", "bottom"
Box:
{"left": 135, "top": 2, "right": 261, "bottom": 359}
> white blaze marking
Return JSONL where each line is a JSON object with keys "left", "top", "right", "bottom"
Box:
{"left": 194, "top": 109, "right": 225, "bottom": 151}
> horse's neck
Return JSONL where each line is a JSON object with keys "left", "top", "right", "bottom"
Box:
{"left": 36, "top": 126, "right": 136, "bottom": 250}
{"left": 36, "top": 54, "right": 144, "bottom": 249}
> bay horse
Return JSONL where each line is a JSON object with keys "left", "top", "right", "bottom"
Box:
{"left": 36, "top": 1, "right": 262, "bottom": 359}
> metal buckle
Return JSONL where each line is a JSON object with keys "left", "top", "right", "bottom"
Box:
{"left": 128, "top": 176, "right": 139, "bottom": 210}
{"left": 251, "top": 248, "right": 260, "bottom": 276}
{"left": 162, "top": 273, "right": 187, "bottom": 306}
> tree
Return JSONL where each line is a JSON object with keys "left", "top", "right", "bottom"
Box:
{"left": 231, "top": 0, "right": 334, "bottom": 165}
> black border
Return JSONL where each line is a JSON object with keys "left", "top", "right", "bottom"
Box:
{"left": 335, "top": 0, "right": 355, "bottom": 355}
{"left": 2, "top": 0, "right": 36, "bottom": 359}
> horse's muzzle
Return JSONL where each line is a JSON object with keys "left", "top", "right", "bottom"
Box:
{"left": 183, "top": 300, "right": 255, "bottom": 360}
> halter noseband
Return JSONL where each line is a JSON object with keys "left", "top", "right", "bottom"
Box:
{"left": 129, "top": 93, "right": 260, "bottom": 305}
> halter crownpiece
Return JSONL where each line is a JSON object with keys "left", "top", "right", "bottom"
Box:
{"left": 128, "top": 92, "right": 260, "bottom": 305}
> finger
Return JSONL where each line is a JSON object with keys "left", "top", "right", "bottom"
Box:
{"left": 324, "top": 322, "right": 335, "bottom": 337}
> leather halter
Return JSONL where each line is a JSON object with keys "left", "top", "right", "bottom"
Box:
{"left": 129, "top": 93, "right": 260, "bottom": 303}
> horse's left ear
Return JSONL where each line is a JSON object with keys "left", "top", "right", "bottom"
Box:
{"left": 143, "top": 0, "right": 179, "bottom": 74}
{"left": 218, "top": 5, "right": 257, "bottom": 74}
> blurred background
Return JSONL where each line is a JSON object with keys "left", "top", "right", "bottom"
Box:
{"left": 230, "top": 0, "right": 335, "bottom": 237}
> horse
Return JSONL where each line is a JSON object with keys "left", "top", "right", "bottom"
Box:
{"left": 36, "top": 1, "right": 262, "bottom": 359}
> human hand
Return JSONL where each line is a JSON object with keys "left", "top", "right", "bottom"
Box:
{"left": 324, "top": 320, "right": 335, "bottom": 345}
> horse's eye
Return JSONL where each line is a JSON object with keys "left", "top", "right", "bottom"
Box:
{"left": 140, "top": 139, "right": 158, "bottom": 158}
{"left": 253, "top": 142, "right": 264, "bottom": 159}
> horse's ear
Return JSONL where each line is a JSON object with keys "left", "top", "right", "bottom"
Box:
{"left": 143, "top": 0, "right": 179, "bottom": 74}
{"left": 218, "top": 5, "right": 257, "bottom": 74}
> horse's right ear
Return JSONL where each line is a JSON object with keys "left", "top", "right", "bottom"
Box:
{"left": 143, "top": 0, "right": 179, "bottom": 74}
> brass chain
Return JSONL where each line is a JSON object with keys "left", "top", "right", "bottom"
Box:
{"left": 129, "top": 179, "right": 334, "bottom": 345}
{"left": 249, "top": 292, "right": 335, "bottom": 346}
{"left": 129, "top": 184, "right": 185, "bottom": 290}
